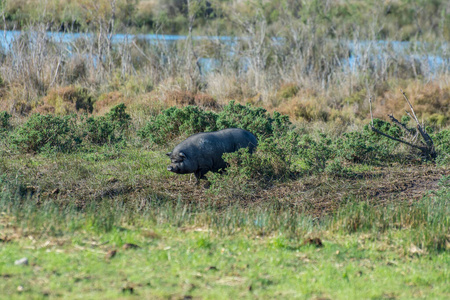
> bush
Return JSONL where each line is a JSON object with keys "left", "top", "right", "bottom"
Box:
{"left": 223, "top": 137, "right": 296, "bottom": 182}
{"left": 432, "top": 129, "right": 450, "bottom": 165}
{"left": 12, "top": 114, "right": 81, "bottom": 153}
{"left": 83, "top": 103, "right": 131, "bottom": 146}
{"left": 208, "top": 143, "right": 292, "bottom": 201}
{"left": 296, "top": 133, "right": 335, "bottom": 173}
{"left": 325, "top": 158, "right": 356, "bottom": 178}
{"left": 138, "top": 101, "right": 292, "bottom": 145}
{"left": 106, "top": 103, "right": 131, "bottom": 130}
{"left": 337, "top": 131, "right": 378, "bottom": 163}
{"left": 0, "top": 111, "right": 12, "bottom": 132}
{"left": 336, "top": 120, "right": 403, "bottom": 164}
{"left": 208, "top": 129, "right": 302, "bottom": 200}
{"left": 216, "top": 101, "right": 291, "bottom": 138}
{"left": 371, "top": 118, "right": 404, "bottom": 138}
{"left": 138, "top": 106, "right": 218, "bottom": 145}
{"left": 83, "top": 116, "right": 120, "bottom": 145}
{"left": 10, "top": 104, "right": 131, "bottom": 152}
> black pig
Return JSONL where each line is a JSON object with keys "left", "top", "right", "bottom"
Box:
{"left": 167, "top": 128, "right": 257, "bottom": 182}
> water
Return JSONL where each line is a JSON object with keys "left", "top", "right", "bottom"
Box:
{"left": 0, "top": 30, "right": 448, "bottom": 75}
{"left": 345, "top": 40, "right": 449, "bottom": 74}
{"left": 0, "top": 30, "right": 240, "bottom": 48}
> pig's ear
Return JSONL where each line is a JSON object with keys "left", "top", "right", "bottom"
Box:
{"left": 166, "top": 152, "right": 172, "bottom": 157}
{"left": 179, "top": 152, "right": 186, "bottom": 159}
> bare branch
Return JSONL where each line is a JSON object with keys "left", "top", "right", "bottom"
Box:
{"left": 401, "top": 90, "right": 434, "bottom": 149}
{"left": 370, "top": 126, "right": 428, "bottom": 152}
{"left": 185, "top": 0, "right": 202, "bottom": 89}
{"left": 401, "top": 89, "right": 420, "bottom": 125}
{"left": 416, "top": 124, "right": 434, "bottom": 149}
{"left": 387, "top": 114, "right": 415, "bottom": 136}
{"left": 369, "top": 90, "right": 437, "bottom": 161}
{"left": 369, "top": 97, "right": 374, "bottom": 126}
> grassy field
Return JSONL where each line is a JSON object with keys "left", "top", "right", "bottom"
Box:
{"left": 0, "top": 1, "right": 449, "bottom": 298}
{"left": 1, "top": 220, "right": 449, "bottom": 299}
{"left": 0, "top": 127, "right": 449, "bottom": 298}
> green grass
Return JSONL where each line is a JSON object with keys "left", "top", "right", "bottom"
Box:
{"left": 0, "top": 167, "right": 449, "bottom": 299}
{"left": 0, "top": 108, "right": 449, "bottom": 299}
{"left": 1, "top": 221, "right": 449, "bottom": 299}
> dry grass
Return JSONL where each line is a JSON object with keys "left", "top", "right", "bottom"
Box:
{"left": 0, "top": 18, "right": 448, "bottom": 129}
{"left": 33, "top": 104, "right": 56, "bottom": 114}
{"left": 162, "top": 90, "right": 217, "bottom": 108}
{"left": 38, "top": 86, "right": 93, "bottom": 115}
{"left": 93, "top": 91, "right": 127, "bottom": 115}
{"left": 276, "top": 91, "right": 329, "bottom": 122}
{"left": 374, "top": 80, "right": 450, "bottom": 126}
{"left": 205, "top": 73, "right": 244, "bottom": 104}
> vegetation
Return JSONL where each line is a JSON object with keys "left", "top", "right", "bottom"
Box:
{"left": 1, "top": 0, "right": 449, "bottom": 41}
{"left": 0, "top": 1, "right": 449, "bottom": 129}
{"left": 0, "top": 190, "right": 449, "bottom": 298}
{"left": 0, "top": 0, "right": 449, "bottom": 298}
{"left": 0, "top": 101, "right": 449, "bottom": 298}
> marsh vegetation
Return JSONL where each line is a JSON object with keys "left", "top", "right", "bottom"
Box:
{"left": 0, "top": 0, "right": 449, "bottom": 299}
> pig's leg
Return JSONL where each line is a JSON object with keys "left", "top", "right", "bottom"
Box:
{"left": 194, "top": 169, "right": 207, "bottom": 184}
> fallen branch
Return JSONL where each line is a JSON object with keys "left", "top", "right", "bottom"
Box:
{"left": 401, "top": 89, "right": 435, "bottom": 150}
{"left": 387, "top": 114, "right": 415, "bottom": 137}
{"left": 370, "top": 126, "right": 427, "bottom": 152}
{"left": 369, "top": 91, "right": 436, "bottom": 161}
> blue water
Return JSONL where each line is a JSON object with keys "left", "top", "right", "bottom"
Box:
{"left": 0, "top": 30, "right": 240, "bottom": 47}
{"left": 1, "top": 31, "right": 448, "bottom": 74}
{"left": 345, "top": 40, "right": 449, "bottom": 74}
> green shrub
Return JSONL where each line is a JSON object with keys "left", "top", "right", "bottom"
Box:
{"left": 138, "top": 101, "right": 291, "bottom": 145}
{"left": 11, "top": 114, "right": 81, "bottom": 153}
{"left": 10, "top": 104, "right": 131, "bottom": 152}
{"left": 0, "top": 111, "right": 12, "bottom": 132}
{"left": 216, "top": 101, "right": 291, "bottom": 138}
{"left": 371, "top": 118, "right": 404, "bottom": 138}
{"left": 106, "top": 103, "right": 131, "bottom": 129}
{"left": 223, "top": 138, "right": 295, "bottom": 181}
{"left": 209, "top": 128, "right": 303, "bottom": 200}
{"left": 207, "top": 146, "right": 283, "bottom": 201}
{"left": 337, "top": 131, "right": 378, "bottom": 163}
{"left": 138, "top": 106, "right": 218, "bottom": 145}
{"left": 296, "top": 133, "right": 335, "bottom": 173}
{"left": 336, "top": 120, "right": 403, "bottom": 164}
{"left": 208, "top": 129, "right": 300, "bottom": 197}
{"left": 83, "top": 103, "right": 131, "bottom": 146}
{"left": 432, "top": 129, "right": 450, "bottom": 165}
{"left": 83, "top": 116, "right": 120, "bottom": 145}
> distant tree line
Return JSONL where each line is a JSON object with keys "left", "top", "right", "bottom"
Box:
{"left": 0, "top": 0, "right": 448, "bottom": 40}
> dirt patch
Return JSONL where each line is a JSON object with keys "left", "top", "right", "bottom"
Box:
{"left": 148, "top": 164, "right": 448, "bottom": 216}
{"left": 26, "top": 164, "right": 449, "bottom": 217}
{"left": 266, "top": 165, "right": 448, "bottom": 216}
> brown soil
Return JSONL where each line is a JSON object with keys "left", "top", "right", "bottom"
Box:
{"left": 145, "top": 164, "right": 449, "bottom": 217}
{"left": 40, "top": 164, "right": 449, "bottom": 217}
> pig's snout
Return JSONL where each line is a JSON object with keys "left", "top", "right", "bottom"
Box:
{"left": 168, "top": 165, "right": 180, "bottom": 173}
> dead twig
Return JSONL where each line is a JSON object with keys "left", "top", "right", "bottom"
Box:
{"left": 387, "top": 114, "right": 416, "bottom": 137}
{"left": 369, "top": 90, "right": 436, "bottom": 160}
{"left": 401, "top": 89, "right": 434, "bottom": 149}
